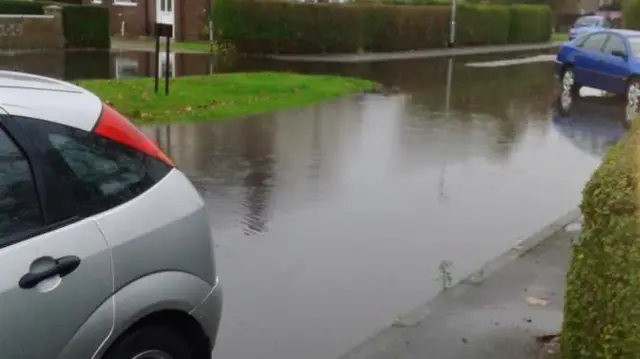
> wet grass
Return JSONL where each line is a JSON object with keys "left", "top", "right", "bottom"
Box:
{"left": 170, "top": 40, "right": 217, "bottom": 53}
{"left": 77, "top": 72, "right": 376, "bottom": 124}
{"left": 552, "top": 32, "right": 568, "bottom": 43}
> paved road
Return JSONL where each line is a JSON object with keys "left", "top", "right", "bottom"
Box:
{"left": 340, "top": 213, "right": 579, "bottom": 359}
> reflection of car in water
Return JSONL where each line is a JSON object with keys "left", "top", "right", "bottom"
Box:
{"left": 552, "top": 89, "right": 628, "bottom": 158}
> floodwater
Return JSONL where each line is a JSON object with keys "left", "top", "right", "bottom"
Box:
{"left": 0, "top": 50, "right": 629, "bottom": 359}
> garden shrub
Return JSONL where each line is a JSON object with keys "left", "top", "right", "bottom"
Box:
{"left": 508, "top": 4, "right": 552, "bottom": 43}
{"left": 215, "top": 1, "right": 550, "bottom": 53}
{"left": 455, "top": 3, "right": 510, "bottom": 45}
{"left": 623, "top": 0, "right": 640, "bottom": 30}
{"left": 561, "top": 118, "right": 640, "bottom": 359}
{"left": 0, "top": 1, "right": 44, "bottom": 14}
{"left": 61, "top": 4, "right": 110, "bottom": 49}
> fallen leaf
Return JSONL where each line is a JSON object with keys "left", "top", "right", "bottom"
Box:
{"left": 526, "top": 297, "right": 549, "bottom": 307}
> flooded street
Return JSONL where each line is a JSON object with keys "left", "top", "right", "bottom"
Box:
{"left": 0, "top": 50, "right": 627, "bottom": 359}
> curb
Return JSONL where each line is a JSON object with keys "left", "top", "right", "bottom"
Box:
{"left": 338, "top": 208, "right": 580, "bottom": 359}
{"left": 268, "top": 43, "right": 562, "bottom": 63}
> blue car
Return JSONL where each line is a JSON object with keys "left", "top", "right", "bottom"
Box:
{"left": 555, "top": 29, "right": 640, "bottom": 123}
{"left": 568, "top": 15, "right": 613, "bottom": 41}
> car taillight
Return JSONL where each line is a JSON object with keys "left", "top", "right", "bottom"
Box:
{"left": 93, "top": 103, "right": 174, "bottom": 167}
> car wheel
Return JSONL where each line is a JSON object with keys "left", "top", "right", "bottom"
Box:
{"left": 104, "top": 326, "right": 193, "bottom": 359}
{"left": 562, "top": 67, "right": 580, "bottom": 95}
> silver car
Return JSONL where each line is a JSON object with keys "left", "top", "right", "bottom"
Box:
{"left": 0, "top": 71, "right": 222, "bottom": 359}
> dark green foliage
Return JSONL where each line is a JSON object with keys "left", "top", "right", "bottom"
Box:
{"left": 53, "top": 0, "right": 84, "bottom": 4}
{"left": 0, "top": 0, "right": 44, "bottom": 14}
{"left": 214, "top": 1, "right": 550, "bottom": 54}
{"left": 61, "top": 4, "right": 110, "bottom": 49}
{"left": 456, "top": 3, "right": 510, "bottom": 45}
{"left": 561, "top": 119, "right": 640, "bottom": 359}
{"left": 508, "top": 4, "right": 552, "bottom": 43}
{"left": 624, "top": 0, "right": 640, "bottom": 30}
{"left": 0, "top": 1, "right": 110, "bottom": 49}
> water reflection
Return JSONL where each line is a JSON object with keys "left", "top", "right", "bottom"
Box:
{"left": 0, "top": 49, "right": 604, "bottom": 359}
{"left": 552, "top": 88, "right": 630, "bottom": 158}
{"left": 135, "top": 60, "right": 600, "bottom": 359}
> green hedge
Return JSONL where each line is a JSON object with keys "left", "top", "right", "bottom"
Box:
{"left": 508, "top": 4, "right": 552, "bottom": 43}
{"left": 0, "top": 0, "right": 45, "bottom": 14}
{"left": 561, "top": 119, "right": 640, "bottom": 359}
{"left": 456, "top": 3, "right": 510, "bottom": 45}
{"left": 214, "top": 1, "right": 551, "bottom": 54}
{"left": 62, "top": 4, "right": 110, "bottom": 49}
{"left": 623, "top": 0, "right": 640, "bottom": 29}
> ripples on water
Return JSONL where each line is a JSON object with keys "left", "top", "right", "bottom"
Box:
{"left": 0, "top": 50, "right": 629, "bottom": 359}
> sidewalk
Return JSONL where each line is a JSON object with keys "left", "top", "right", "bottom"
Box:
{"left": 339, "top": 211, "right": 580, "bottom": 359}
{"left": 269, "top": 42, "right": 563, "bottom": 63}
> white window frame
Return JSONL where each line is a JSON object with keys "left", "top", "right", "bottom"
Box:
{"left": 113, "top": 0, "right": 138, "bottom": 6}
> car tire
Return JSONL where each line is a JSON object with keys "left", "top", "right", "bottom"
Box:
{"left": 103, "top": 325, "right": 194, "bottom": 359}
{"left": 561, "top": 67, "right": 581, "bottom": 95}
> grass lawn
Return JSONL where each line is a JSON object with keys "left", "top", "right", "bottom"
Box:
{"left": 171, "top": 41, "right": 217, "bottom": 53}
{"left": 78, "top": 72, "right": 376, "bottom": 124}
{"left": 552, "top": 32, "right": 568, "bottom": 43}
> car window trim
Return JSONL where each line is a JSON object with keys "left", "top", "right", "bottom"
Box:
{"left": 0, "top": 115, "right": 48, "bottom": 244}
{"left": 1, "top": 114, "right": 85, "bottom": 227}
{"left": 0, "top": 215, "right": 82, "bottom": 251}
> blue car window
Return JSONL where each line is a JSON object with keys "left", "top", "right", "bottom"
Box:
{"left": 581, "top": 33, "right": 609, "bottom": 51}
{"left": 628, "top": 37, "right": 640, "bottom": 58}
{"left": 603, "top": 35, "right": 625, "bottom": 55}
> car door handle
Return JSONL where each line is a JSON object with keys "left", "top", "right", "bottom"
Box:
{"left": 19, "top": 255, "right": 81, "bottom": 289}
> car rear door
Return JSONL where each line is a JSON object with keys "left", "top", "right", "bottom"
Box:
{"left": 599, "top": 34, "right": 631, "bottom": 94}
{"left": 0, "top": 115, "right": 114, "bottom": 359}
{"left": 573, "top": 32, "right": 610, "bottom": 89}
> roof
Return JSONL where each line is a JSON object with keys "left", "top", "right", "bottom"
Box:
{"left": 0, "top": 71, "right": 103, "bottom": 131}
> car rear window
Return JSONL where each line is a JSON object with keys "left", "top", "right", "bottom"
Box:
{"left": 14, "top": 116, "right": 171, "bottom": 218}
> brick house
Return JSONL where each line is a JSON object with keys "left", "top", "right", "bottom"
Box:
{"left": 86, "top": 0, "right": 211, "bottom": 41}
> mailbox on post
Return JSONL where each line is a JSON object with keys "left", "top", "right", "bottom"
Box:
{"left": 154, "top": 22, "right": 173, "bottom": 95}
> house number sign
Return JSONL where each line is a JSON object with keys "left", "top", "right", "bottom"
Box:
{"left": 0, "top": 24, "right": 23, "bottom": 37}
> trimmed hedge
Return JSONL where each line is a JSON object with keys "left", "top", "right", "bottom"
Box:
{"left": 214, "top": 1, "right": 551, "bottom": 54}
{"left": 0, "top": 0, "right": 45, "bottom": 14}
{"left": 623, "top": 0, "right": 640, "bottom": 30}
{"left": 62, "top": 4, "right": 110, "bottom": 49}
{"left": 456, "top": 3, "right": 510, "bottom": 45}
{"left": 508, "top": 4, "right": 552, "bottom": 44}
{"left": 561, "top": 118, "right": 640, "bottom": 358}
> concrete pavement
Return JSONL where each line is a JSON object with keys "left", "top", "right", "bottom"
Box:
{"left": 339, "top": 211, "right": 580, "bottom": 359}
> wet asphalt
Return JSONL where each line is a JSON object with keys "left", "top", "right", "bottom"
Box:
{"left": 0, "top": 50, "right": 629, "bottom": 359}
